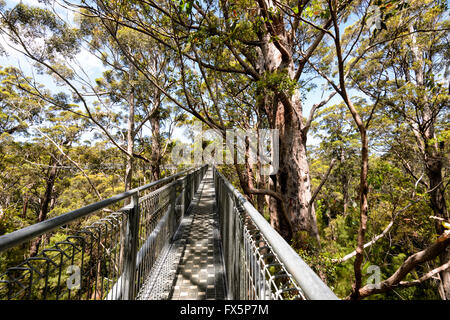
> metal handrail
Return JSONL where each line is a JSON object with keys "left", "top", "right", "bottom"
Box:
{"left": 213, "top": 166, "right": 338, "bottom": 300}
{"left": 0, "top": 166, "right": 208, "bottom": 300}
{"left": 0, "top": 168, "right": 193, "bottom": 253}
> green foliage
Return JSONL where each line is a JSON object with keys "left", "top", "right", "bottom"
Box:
{"left": 0, "top": 67, "right": 44, "bottom": 136}
{"left": 5, "top": 3, "right": 80, "bottom": 59}
{"left": 257, "top": 69, "right": 298, "bottom": 96}
{"left": 297, "top": 247, "right": 338, "bottom": 289}
{"left": 176, "top": 0, "right": 194, "bottom": 15}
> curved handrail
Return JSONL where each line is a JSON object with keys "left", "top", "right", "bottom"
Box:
{"left": 0, "top": 168, "right": 194, "bottom": 253}
{"left": 213, "top": 167, "right": 339, "bottom": 300}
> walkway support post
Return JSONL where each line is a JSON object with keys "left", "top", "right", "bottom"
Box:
{"left": 123, "top": 193, "right": 140, "bottom": 300}
{"left": 180, "top": 176, "right": 186, "bottom": 220}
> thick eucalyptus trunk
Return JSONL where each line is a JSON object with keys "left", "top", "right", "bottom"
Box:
{"left": 274, "top": 96, "right": 319, "bottom": 241}
{"left": 256, "top": 14, "right": 319, "bottom": 241}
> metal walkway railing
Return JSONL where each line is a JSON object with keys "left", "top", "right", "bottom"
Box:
{"left": 0, "top": 166, "right": 207, "bottom": 300}
{"left": 0, "top": 165, "right": 338, "bottom": 300}
{"left": 213, "top": 167, "right": 337, "bottom": 300}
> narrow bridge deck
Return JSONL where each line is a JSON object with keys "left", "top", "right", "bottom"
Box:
{"left": 137, "top": 169, "right": 226, "bottom": 300}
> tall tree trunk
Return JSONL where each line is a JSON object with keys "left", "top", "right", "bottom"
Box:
{"left": 150, "top": 112, "right": 161, "bottom": 181}
{"left": 29, "top": 156, "right": 59, "bottom": 257}
{"left": 423, "top": 113, "right": 449, "bottom": 299}
{"left": 255, "top": 128, "right": 266, "bottom": 214}
{"left": 256, "top": 21, "right": 319, "bottom": 242}
{"left": 350, "top": 129, "right": 369, "bottom": 300}
{"left": 340, "top": 148, "right": 350, "bottom": 217}
{"left": 124, "top": 88, "right": 135, "bottom": 193}
{"left": 409, "top": 24, "right": 450, "bottom": 299}
{"left": 275, "top": 99, "right": 319, "bottom": 241}
{"left": 327, "top": 2, "right": 370, "bottom": 298}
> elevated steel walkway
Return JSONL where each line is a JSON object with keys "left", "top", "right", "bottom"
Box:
{"left": 0, "top": 166, "right": 338, "bottom": 300}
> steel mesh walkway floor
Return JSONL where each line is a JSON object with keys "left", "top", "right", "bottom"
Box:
{"left": 137, "top": 169, "right": 226, "bottom": 300}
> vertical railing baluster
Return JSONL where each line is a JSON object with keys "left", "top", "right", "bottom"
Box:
{"left": 225, "top": 193, "right": 233, "bottom": 299}
{"left": 181, "top": 176, "right": 186, "bottom": 219}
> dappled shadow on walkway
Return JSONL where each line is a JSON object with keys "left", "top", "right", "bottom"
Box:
{"left": 137, "top": 169, "right": 226, "bottom": 300}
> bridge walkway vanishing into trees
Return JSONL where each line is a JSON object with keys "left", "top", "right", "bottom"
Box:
{"left": 0, "top": 166, "right": 338, "bottom": 300}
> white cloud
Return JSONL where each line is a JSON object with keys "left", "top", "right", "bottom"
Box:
{"left": 73, "top": 47, "right": 105, "bottom": 77}
{"left": 0, "top": 33, "right": 32, "bottom": 69}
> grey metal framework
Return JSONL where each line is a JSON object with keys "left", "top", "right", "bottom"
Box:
{"left": 213, "top": 167, "right": 338, "bottom": 300}
{"left": 0, "top": 166, "right": 207, "bottom": 300}
{"left": 0, "top": 165, "right": 338, "bottom": 300}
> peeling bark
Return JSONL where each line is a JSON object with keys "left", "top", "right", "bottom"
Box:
{"left": 255, "top": 0, "right": 319, "bottom": 242}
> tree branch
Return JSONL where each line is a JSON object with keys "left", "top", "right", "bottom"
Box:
{"left": 302, "top": 90, "right": 337, "bottom": 137}
{"left": 309, "top": 158, "right": 337, "bottom": 207}
{"left": 354, "top": 232, "right": 450, "bottom": 299}
{"left": 399, "top": 260, "right": 450, "bottom": 288}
